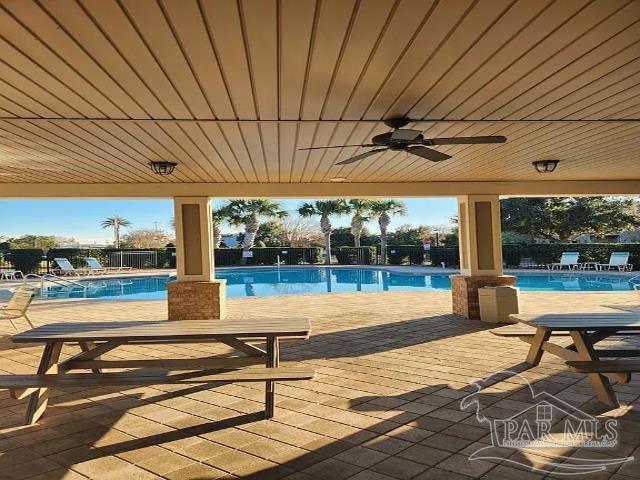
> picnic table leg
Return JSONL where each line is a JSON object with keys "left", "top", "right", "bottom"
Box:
{"left": 26, "top": 342, "right": 62, "bottom": 424}
{"left": 265, "top": 336, "right": 279, "bottom": 419}
{"left": 570, "top": 331, "right": 619, "bottom": 408}
{"left": 525, "top": 328, "right": 551, "bottom": 366}
{"left": 79, "top": 342, "right": 102, "bottom": 373}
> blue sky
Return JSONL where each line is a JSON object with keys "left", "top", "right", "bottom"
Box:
{"left": 0, "top": 198, "right": 458, "bottom": 244}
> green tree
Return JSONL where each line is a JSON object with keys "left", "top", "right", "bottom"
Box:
{"left": 442, "top": 230, "right": 459, "bottom": 247}
{"left": 501, "top": 197, "right": 639, "bottom": 242}
{"left": 245, "top": 220, "right": 287, "bottom": 246}
{"left": 225, "top": 200, "right": 287, "bottom": 263}
{"left": 329, "top": 226, "right": 377, "bottom": 247}
{"left": 369, "top": 200, "right": 407, "bottom": 264}
{"left": 120, "top": 228, "right": 171, "bottom": 248}
{"left": 4, "top": 235, "right": 62, "bottom": 249}
{"left": 298, "top": 200, "right": 350, "bottom": 264}
{"left": 101, "top": 216, "right": 131, "bottom": 248}
{"left": 347, "top": 199, "right": 374, "bottom": 247}
{"left": 387, "top": 224, "right": 432, "bottom": 245}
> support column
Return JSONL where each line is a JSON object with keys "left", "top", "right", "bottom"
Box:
{"left": 451, "top": 195, "right": 515, "bottom": 319}
{"left": 167, "top": 197, "right": 226, "bottom": 320}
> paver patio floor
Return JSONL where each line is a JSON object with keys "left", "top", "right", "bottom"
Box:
{"left": 0, "top": 291, "right": 639, "bottom": 480}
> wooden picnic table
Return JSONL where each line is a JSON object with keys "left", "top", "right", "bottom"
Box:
{"left": 506, "top": 313, "right": 640, "bottom": 407}
{"left": 1, "top": 318, "right": 314, "bottom": 424}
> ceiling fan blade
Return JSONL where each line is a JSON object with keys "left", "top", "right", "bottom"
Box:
{"left": 427, "top": 135, "right": 507, "bottom": 145}
{"left": 390, "top": 129, "right": 422, "bottom": 141}
{"left": 299, "top": 144, "right": 376, "bottom": 150}
{"left": 407, "top": 146, "right": 451, "bottom": 162}
{"left": 335, "top": 148, "right": 388, "bottom": 165}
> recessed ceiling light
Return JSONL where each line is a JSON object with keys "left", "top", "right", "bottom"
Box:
{"left": 330, "top": 177, "right": 347, "bottom": 182}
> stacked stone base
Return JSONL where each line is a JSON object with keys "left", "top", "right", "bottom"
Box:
{"left": 450, "top": 275, "right": 516, "bottom": 320}
{"left": 167, "top": 280, "right": 227, "bottom": 320}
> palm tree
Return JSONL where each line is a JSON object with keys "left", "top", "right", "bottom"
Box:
{"left": 225, "top": 200, "right": 287, "bottom": 263}
{"left": 348, "top": 199, "right": 374, "bottom": 247}
{"left": 369, "top": 200, "right": 407, "bottom": 264}
{"left": 100, "top": 216, "right": 131, "bottom": 248}
{"left": 211, "top": 204, "right": 234, "bottom": 248}
{"left": 298, "top": 200, "right": 350, "bottom": 264}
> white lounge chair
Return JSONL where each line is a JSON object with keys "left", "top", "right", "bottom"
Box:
{"left": 1, "top": 286, "right": 35, "bottom": 330}
{"left": 52, "top": 258, "right": 91, "bottom": 276}
{"left": 0, "top": 269, "right": 23, "bottom": 281}
{"left": 84, "top": 257, "right": 131, "bottom": 273}
{"left": 547, "top": 252, "right": 581, "bottom": 270}
{"left": 596, "top": 252, "right": 633, "bottom": 271}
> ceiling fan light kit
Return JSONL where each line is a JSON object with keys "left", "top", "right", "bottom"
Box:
{"left": 298, "top": 117, "right": 507, "bottom": 165}
{"left": 532, "top": 159, "right": 560, "bottom": 173}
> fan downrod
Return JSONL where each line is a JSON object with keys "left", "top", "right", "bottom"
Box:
{"left": 383, "top": 117, "right": 411, "bottom": 129}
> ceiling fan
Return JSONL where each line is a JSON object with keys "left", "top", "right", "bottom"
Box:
{"left": 299, "top": 117, "right": 506, "bottom": 165}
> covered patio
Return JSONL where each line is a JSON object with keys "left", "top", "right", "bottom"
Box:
{"left": 1, "top": 0, "right": 640, "bottom": 478}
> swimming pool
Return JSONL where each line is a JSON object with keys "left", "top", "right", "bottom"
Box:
{"left": 29, "top": 267, "right": 637, "bottom": 300}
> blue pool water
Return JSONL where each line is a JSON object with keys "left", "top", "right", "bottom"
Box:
{"left": 30, "top": 267, "right": 636, "bottom": 300}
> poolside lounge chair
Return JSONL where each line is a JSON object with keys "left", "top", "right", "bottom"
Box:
{"left": 596, "top": 252, "right": 633, "bottom": 271}
{"left": 547, "top": 252, "right": 581, "bottom": 270}
{"left": 84, "top": 257, "right": 132, "bottom": 273}
{"left": 52, "top": 258, "right": 91, "bottom": 276}
{"left": 0, "top": 269, "right": 23, "bottom": 281}
{"left": 0, "top": 286, "right": 35, "bottom": 330}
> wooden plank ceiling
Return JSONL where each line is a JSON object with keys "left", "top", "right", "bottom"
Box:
{"left": 0, "top": 0, "right": 639, "bottom": 185}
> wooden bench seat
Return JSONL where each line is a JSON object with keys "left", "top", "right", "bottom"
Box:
{"left": 0, "top": 367, "right": 315, "bottom": 390}
{"left": 566, "top": 360, "right": 640, "bottom": 374}
{"left": 491, "top": 324, "right": 640, "bottom": 337}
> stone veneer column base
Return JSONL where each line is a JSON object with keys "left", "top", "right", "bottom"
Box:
{"left": 450, "top": 275, "right": 516, "bottom": 320}
{"left": 167, "top": 280, "right": 227, "bottom": 320}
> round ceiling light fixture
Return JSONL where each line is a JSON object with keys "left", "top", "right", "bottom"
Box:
{"left": 149, "top": 160, "right": 178, "bottom": 175}
{"left": 532, "top": 159, "right": 560, "bottom": 173}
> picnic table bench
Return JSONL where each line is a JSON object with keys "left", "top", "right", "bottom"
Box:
{"left": 492, "top": 314, "right": 640, "bottom": 407}
{"left": 0, "top": 318, "right": 314, "bottom": 424}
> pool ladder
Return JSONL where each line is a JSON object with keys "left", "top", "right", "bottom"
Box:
{"left": 627, "top": 273, "right": 640, "bottom": 291}
{"left": 23, "top": 273, "right": 89, "bottom": 298}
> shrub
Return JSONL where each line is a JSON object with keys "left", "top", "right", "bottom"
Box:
{"left": 8, "top": 249, "right": 44, "bottom": 274}
{"left": 384, "top": 245, "right": 425, "bottom": 265}
{"left": 429, "top": 247, "right": 460, "bottom": 268}
{"left": 502, "top": 243, "right": 640, "bottom": 268}
{"left": 334, "top": 247, "right": 376, "bottom": 265}
{"left": 214, "top": 247, "right": 322, "bottom": 266}
{"left": 387, "top": 249, "right": 408, "bottom": 265}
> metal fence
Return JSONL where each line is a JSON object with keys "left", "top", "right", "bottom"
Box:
{"left": 105, "top": 251, "right": 164, "bottom": 269}
{"left": 0, "top": 249, "right": 173, "bottom": 275}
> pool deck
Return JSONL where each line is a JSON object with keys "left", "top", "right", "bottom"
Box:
{"left": 1, "top": 290, "right": 639, "bottom": 480}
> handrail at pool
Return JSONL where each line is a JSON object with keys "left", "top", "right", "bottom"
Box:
{"left": 628, "top": 274, "right": 640, "bottom": 285}
{"left": 23, "top": 273, "right": 89, "bottom": 296}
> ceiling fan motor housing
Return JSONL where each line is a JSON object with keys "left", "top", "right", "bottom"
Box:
{"left": 383, "top": 117, "right": 411, "bottom": 129}
{"left": 372, "top": 130, "right": 425, "bottom": 149}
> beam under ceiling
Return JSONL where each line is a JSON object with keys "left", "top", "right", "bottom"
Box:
{"left": 1, "top": 180, "right": 639, "bottom": 199}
